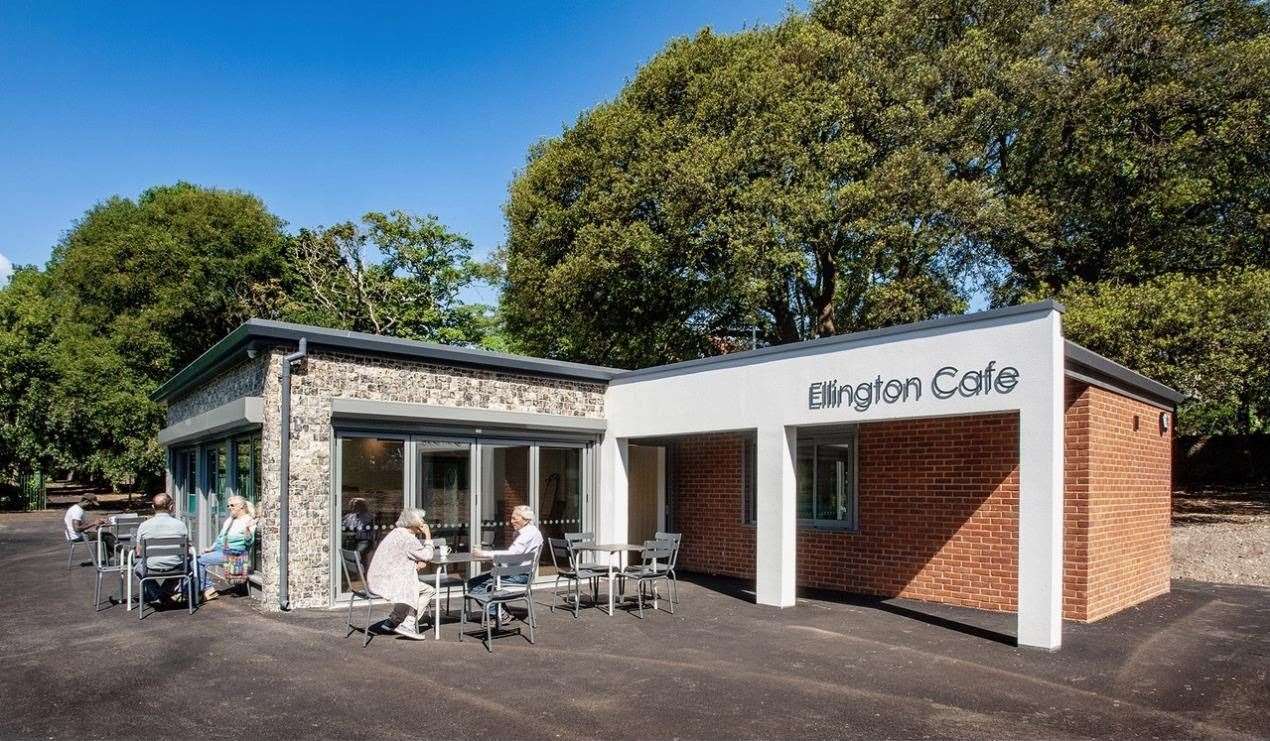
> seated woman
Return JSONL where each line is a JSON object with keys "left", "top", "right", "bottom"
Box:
{"left": 197, "top": 495, "right": 256, "bottom": 602}
{"left": 366, "top": 508, "right": 437, "bottom": 641}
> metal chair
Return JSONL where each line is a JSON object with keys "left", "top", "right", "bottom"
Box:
{"left": 338, "top": 548, "right": 385, "bottom": 647}
{"left": 460, "top": 549, "right": 539, "bottom": 652}
{"left": 546, "top": 538, "right": 601, "bottom": 618}
{"left": 136, "top": 536, "right": 196, "bottom": 620}
{"left": 620, "top": 540, "right": 675, "bottom": 618}
{"left": 112, "top": 517, "right": 143, "bottom": 570}
{"left": 563, "top": 531, "right": 603, "bottom": 571}
{"left": 66, "top": 534, "right": 91, "bottom": 569}
{"left": 88, "top": 526, "right": 124, "bottom": 612}
{"left": 653, "top": 531, "right": 683, "bottom": 603}
{"left": 428, "top": 537, "right": 466, "bottom": 616}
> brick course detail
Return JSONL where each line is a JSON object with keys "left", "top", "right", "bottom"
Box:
{"left": 670, "top": 382, "right": 1171, "bottom": 622}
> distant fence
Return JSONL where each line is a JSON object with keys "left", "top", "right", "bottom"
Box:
{"left": 0, "top": 471, "right": 46, "bottom": 511}
{"left": 1175, "top": 435, "right": 1270, "bottom": 485}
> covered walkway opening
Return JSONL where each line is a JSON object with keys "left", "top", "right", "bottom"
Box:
{"left": 638, "top": 414, "right": 1022, "bottom": 643}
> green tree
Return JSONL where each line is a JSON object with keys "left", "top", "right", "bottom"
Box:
{"left": 1056, "top": 270, "right": 1270, "bottom": 435}
{"left": 502, "top": 0, "right": 1269, "bottom": 368}
{"left": 281, "top": 211, "right": 490, "bottom": 345}
{"left": 990, "top": 0, "right": 1270, "bottom": 299}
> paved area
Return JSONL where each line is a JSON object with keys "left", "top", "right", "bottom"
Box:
{"left": 3, "top": 510, "right": 1268, "bottom": 740}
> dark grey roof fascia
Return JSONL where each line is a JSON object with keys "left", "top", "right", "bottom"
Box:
{"left": 157, "top": 397, "right": 264, "bottom": 446}
{"left": 152, "top": 319, "right": 624, "bottom": 402}
{"left": 609, "top": 300, "right": 1067, "bottom": 386}
{"left": 1063, "top": 341, "right": 1186, "bottom": 408}
{"left": 330, "top": 398, "right": 606, "bottom": 433}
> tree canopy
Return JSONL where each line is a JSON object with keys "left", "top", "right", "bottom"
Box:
{"left": 0, "top": 184, "right": 490, "bottom": 487}
{"left": 502, "top": 0, "right": 1269, "bottom": 368}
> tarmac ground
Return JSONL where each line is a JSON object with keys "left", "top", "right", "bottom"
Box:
{"left": 2, "top": 509, "right": 1268, "bottom": 740}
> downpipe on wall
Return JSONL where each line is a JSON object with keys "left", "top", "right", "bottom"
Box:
{"left": 278, "top": 338, "right": 307, "bottom": 611}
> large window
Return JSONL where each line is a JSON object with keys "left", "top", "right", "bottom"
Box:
{"left": 742, "top": 428, "right": 858, "bottom": 530}
{"left": 338, "top": 437, "right": 406, "bottom": 592}
{"left": 235, "top": 435, "right": 263, "bottom": 571}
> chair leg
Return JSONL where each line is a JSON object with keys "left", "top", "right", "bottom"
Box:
{"left": 671, "top": 571, "right": 678, "bottom": 604}
{"left": 93, "top": 572, "right": 101, "bottom": 612}
{"left": 526, "top": 598, "right": 536, "bottom": 644}
{"left": 364, "top": 596, "right": 374, "bottom": 647}
{"left": 346, "top": 594, "right": 356, "bottom": 639}
{"left": 573, "top": 579, "right": 580, "bottom": 619}
{"left": 187, "top": 577, "right": 195, "bottom": 615}
{"left": 637, "top": 580, "right": 645, "bottom": 619}
{"left": 484, "top": 606, "right": 493, "bottom": 653}
{"left": 67, "top": 542, "right": 75, "bottom": 569}
{"left": 667, "top": 578, "right": 674, "bottom": 615}
{"left": 459, "top": 597, "right": 466, "bottom": 642}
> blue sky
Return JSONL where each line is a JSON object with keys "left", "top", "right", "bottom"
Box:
{"left": 0, "top": 1, "right": 801, "bottom": 298}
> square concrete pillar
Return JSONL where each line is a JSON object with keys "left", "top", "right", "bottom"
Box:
{"left": 1017, "top": 311, "right": 1065, "bottom": 650}
{"left": 599, "top": 435, "right": 630, "bottom": 546}
{"left": 755, "top": 424, "right": 798, "bottom": 607}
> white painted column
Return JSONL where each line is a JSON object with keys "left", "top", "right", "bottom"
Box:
{"left": 599, "top": 435, "right": 630, "bottom": 545}
{"left": 755, "top": 424, "right": 798, "bottom": 607}
{"left": 1016, "top": 311, "right": 1065, "bottom": 650}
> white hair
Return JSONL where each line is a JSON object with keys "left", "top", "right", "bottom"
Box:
{"left": 395, "top": 508, "right": 427, "bottom": 530}
{"left": 227, "top": 495, "right": 255, "bottom": 518}
{"left": 512, "top": 504, "right": 535, "bottom": 523}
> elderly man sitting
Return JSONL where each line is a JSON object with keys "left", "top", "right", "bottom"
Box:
{"left": 133, "top": 493, "right": 192, "bottom": 604}
{"left": 469, "top": 504, "right": 542, "bottom": 623}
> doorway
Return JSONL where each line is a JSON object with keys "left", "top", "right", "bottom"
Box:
{"left": 627, "top": 444, "right": 665, "bottom": 545}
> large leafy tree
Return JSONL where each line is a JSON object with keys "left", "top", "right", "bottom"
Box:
{"left": 1056, "top": 270, "right": 1270, "bottom": 435}
{"left": 502, "top": 0, "right": 1269, "bottom": 368}
{"left": 281, "top": 211, "right": 490, "bottom": 344}
{"left": 0, "top": 183, "right": 289, "bottom": 486}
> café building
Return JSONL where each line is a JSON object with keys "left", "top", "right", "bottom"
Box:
{"left": 152, "top": 300, "right": 1182, "bottom": 650}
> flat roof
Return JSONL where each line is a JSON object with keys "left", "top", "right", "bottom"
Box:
{"left": 153, "top": 302, "right": 1185, "bottom": 408}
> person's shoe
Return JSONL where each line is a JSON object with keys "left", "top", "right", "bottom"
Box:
{"left": 393, "top": 620, "right": 427, "bottom": 641}
{"left": 203, "top": 588, "right": 220, "bottom": 602}
{"left": 496, "top": 606, "right": 513, "bottom": 624}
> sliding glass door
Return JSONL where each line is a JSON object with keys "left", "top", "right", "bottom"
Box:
{"left": 334, "top": 432, "right": 593, "bottom": 601}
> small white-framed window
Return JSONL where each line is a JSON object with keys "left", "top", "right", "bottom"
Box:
{"left": 796, "top": 428, "right": 858, "bottom": 530}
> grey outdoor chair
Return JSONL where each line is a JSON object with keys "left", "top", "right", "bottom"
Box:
{"left": 66, "top": 534, "right": 91, "bottom": 569}
{"left": 88, "top": 526, "right": 124, "bottom": 612}
{"left": 112, "top": 516, "right": 143, "bottom": 569}
{"left": 653, "top": 531, "right": 683, "bottom": 603}
{"left": 620, "top": 540, "right": 675, "bottom": 619}
{"left": 135, "top": 536, "right": 196, "bottom": 620}
{"left": 563, "top": 531, "right": 603, "bottom": 571}
{"left": 460, "top": 549, "right": 539, "bottom": 652}
{"left": 429, "top": 537, "right": 466, "bottom": 616}
{"left": 546, "top": 537, "right": 601, "bottom": 618}
{"left": 338, "top": 548, "right": 386, "bottom": 647}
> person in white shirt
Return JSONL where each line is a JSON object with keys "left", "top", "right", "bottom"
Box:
{"left": 468, "top": 504, "right": 542, "bottom": 622}
{"left": 64, "top": 494, "right": 115, "bottom": 557}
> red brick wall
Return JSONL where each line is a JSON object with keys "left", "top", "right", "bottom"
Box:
{"left": 669, "top": 414, "right": 1021, "bottom": 613}
{"left": 669, "top": 384, "right": 1172, "bottom": 622}
{"left": 1065, "top": 382, "right": 1172, "bottom": 621}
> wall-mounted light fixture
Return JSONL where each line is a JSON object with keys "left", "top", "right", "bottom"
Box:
{"left": 1159, "top": 412, "right": 1170, "bottom": 433}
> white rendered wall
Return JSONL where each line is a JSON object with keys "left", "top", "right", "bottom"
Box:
{"left": 602, "top": 305, "right": 1066, "bottom": 650}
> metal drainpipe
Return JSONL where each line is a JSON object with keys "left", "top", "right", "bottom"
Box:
{"left": 278, "top": 338, "right": 307, "bottom": 611}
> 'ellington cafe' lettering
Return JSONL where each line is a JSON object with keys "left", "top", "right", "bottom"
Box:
{"left": 808, "top": 361, "right": 1020, "bottom": 412}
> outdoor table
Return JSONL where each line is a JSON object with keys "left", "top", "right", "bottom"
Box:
{"left": 569, "top": 543, "right": 646, "bottom": 616}
{"left": 423, "top": 551, "right": 492, "bottom": 640}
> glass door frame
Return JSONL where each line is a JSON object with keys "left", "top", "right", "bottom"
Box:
{"left": 330, "top": 427, "right": 597, "bottom": 604}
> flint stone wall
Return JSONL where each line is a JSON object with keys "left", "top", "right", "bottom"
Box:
{"left": 256, "top": 348, "right": 607, "bottom": 609}
{"left": 166, "top": 355, "right": 268, "bottom": 426}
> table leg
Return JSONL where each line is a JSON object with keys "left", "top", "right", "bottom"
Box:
{"left": 434, "top": 569, "right": 443, "bottom": 640}
{"left": 125, "top": 552, "right": 133, "bottom": 611}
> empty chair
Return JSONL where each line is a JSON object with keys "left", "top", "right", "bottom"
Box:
{"left": 620, "top": 540, "right": 675, "bottom": 619}
{"left": 460, "top": 549, "right": 539, "bottom": 652}
{"left": 653, "top": 531, "right": 683, "bottom": 603}
{"left": 563, "top": 531, "right": 603, "bottom": 571}
{"left": 339, "top": 548, "right": 390, "bottom": 646}
{"left": 135, "top": 536, "right": 196, "bottom": 620}
{"left": 88, "top": 526, "right": 124, "bottom": 612}
{"left": 112, "top": 516, "right": 143, "bottom": 569}
{"left": 546, "top": 538, "right": 601, "bottom": 618}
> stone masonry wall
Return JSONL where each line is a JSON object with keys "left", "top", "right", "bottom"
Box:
{"left": 256, "top": 348, "right": 607, "bottom": 609}
{"left": 166, "top": 355, "right": 269, "bottom": 426}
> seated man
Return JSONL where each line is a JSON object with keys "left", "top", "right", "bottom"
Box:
{"left": 64, "top": 494, "right": 116, "bottom": 558}
{"left": 133, "top": 493, "right": 191, "bottom": 604}
{"left": 469, "top": 504, "right": 542, "bottom": 623}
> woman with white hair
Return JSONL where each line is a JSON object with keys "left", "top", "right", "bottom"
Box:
{"left": 197, "top": 495, "right": 256, "bottom": 602}
{"left": 469, "top": 504, "right": 542, "bottom": 623}
{"left": 366, "top": 508, "right": 437, "bottom": 640}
